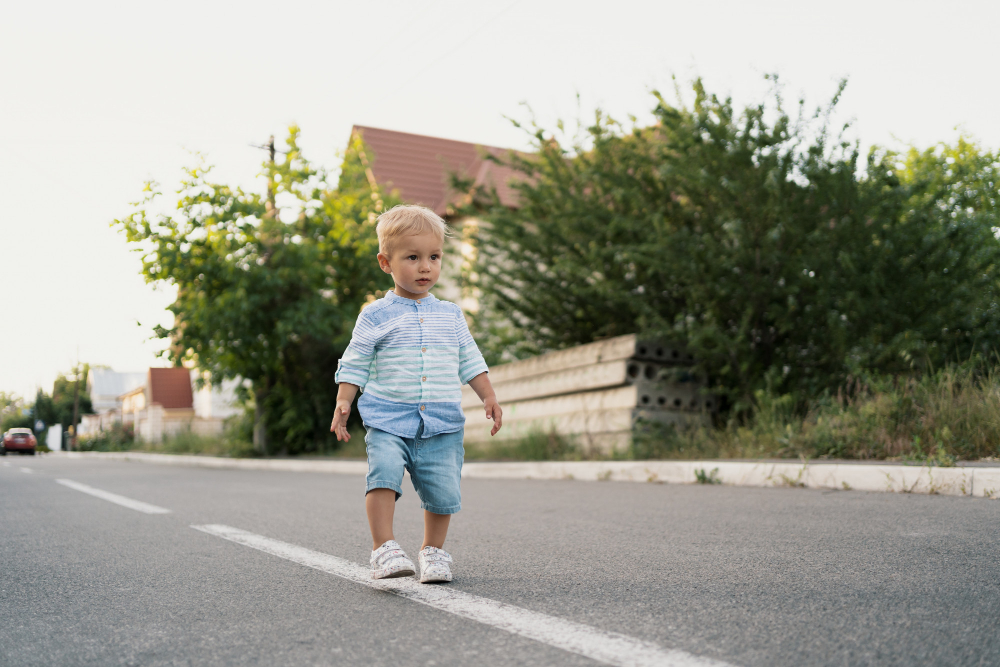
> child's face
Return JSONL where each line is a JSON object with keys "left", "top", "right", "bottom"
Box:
{"left": 377, "top": 233, "right": 443, "bottom": 298}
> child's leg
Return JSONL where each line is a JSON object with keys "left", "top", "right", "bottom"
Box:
{"left": 364, "top": 427, "right": 411, "bottom": 550}
{"left": 422, "top": 511, "right": 451, "bottom": 550}
{"left": 410, "top": 427, "right": 464, "bottom": 550}
{"left": 366, "top": 489, "right": 397, "bottom": 550}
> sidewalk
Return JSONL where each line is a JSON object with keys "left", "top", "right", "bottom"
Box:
{"left": 55, "top": 451, "right": 1000, "bottom": 499}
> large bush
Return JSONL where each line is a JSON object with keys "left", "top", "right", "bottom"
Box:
{"left": 470, "top": 79, "right": 1000, "bottom": 412}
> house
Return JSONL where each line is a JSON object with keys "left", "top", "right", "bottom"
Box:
{"left": 79, "top": 369, "right": 146, "bottom": 436}
{"left": 82, "top": 367, "right": 242, "bottom": 443}
{"left": 121, "top": 368, "right": 195, "bottom": 443}
{"left": 349, "top": 125, "right": 522, "bottom": 312}
{"left": 351, "top": 125, "right": 521, "bottom": 217}
{"left": 87, "top": 368, "right": 147, "bottom": 415}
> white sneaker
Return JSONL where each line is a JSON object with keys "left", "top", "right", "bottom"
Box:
{"left": 370, "top": 540, "right": 415, "bottom": 579}
{"left": 418, "top": 546, "right": 453, "bottom": 583}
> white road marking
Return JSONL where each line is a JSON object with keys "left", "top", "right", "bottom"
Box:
{"left": 192, "top": 524, "right": 731, "bottom": 667}
{"left": 55, "top": 479, "right": 172, "bottom": 514}
{"left": 21, "top": 468, "right": 33, "bottom": 474}
{"left": 2, "top": 461, "right": 11, "bottom": 467}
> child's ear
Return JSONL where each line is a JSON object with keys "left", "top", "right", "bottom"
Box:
{"left": 377, "top": 252, "right": 392, "bottom": 274}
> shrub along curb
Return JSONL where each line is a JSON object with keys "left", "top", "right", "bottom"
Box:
{"left": 55, "top": 452, "right": 1000, "bottom": 499}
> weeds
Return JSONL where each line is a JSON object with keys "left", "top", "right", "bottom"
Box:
{"left": 78, "top": 422, "right": 135, "bottom": 452}
{"left": 694, "top": 467, "right": 721, "bottom": 484}
{"left": 76, "top": 419, "right": 255, "bottom": 458}
{"left": 899, "top": 437, "right": 957, "bottom": 467}
{"left": 148, "top": 430, "right": 257, "bottom": 458}
{"left": 464, "top": 429, "right": 583, "bottom": 461}
{"left": 634, "top": 362, "right": 1000, "bottom": 462}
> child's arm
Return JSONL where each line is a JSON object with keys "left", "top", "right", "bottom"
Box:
{"left": 468, "top": 372, "right": 502, "bottom": 436}
{"left": 330, "top": 383, "right": 360, "bottom": 442}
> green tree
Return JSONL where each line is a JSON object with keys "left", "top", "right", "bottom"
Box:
{"left": 0, "top": 392, "right": 32, "bottom": 433}
{"left": 30, "top": 364, "right": 93, "bottom": 433}
{"left": 115, "top": 128, "right": 394, "bottom": 454}
{"left": 0, "top": 392, "right": 22, "bottom": 422}
{"left": 469, "top": 78, "right": 1000, "bottom": 412}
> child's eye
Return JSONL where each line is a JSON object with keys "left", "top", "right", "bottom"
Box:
{"left": 430, "top": 254, "right": 439, "bottom": 261}
{"left": 407, "top": 255, "right": 418, "bottom": 260}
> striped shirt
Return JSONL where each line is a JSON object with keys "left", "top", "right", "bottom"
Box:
{"left": 335, "top": 291, "right": 489, "bottom": 438}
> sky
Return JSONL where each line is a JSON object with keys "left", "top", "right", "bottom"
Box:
{"left": 2, "top": 0, "right": 998, "bottom": 400}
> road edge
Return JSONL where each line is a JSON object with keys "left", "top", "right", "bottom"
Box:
{"left": 53, "top": 451, "right": 1000, "bottom": 498}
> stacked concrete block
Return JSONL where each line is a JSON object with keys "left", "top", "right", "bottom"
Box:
{"left": 462, "top": 334, "right": 713, "bottom": 453}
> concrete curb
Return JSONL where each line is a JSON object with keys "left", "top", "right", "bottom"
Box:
{"left": 55, "top": 451, "right": 1000, "bottom": 499}
{"left": 463, "top": 460, "right": 1000, "bottom": 498}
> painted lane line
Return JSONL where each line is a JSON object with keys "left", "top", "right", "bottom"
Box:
{"left": 56, "top": 479, "right": 172, "bottom": 514}
{"left": 21, "top": 467, "right": 34, "bottom": 473}
{"left": 191, "top": 524, "right": 730, "bottom": 667}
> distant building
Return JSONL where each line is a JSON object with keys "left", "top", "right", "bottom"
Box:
{"left": 121, "top": 368, "right": 194, "bottom": 443}
{"left": 81, "top": 367, "right": 242, "bottom": 442}
{"left": 191, "top": 373, "right": 243, "bottom": 423}
{"left": 87, "top": 369, "right": 146, "bottom": 414}
{"left": 80, "top": 369, "right": 146, "bottom": 435}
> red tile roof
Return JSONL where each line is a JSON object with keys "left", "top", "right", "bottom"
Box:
{"left": 148, "top": 368, "right": 193, "bottom": 410}
{"left": 352, "top": 125, "right": 523, "bottom": 216}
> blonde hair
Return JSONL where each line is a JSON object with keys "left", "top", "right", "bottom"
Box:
{"left": 376, "top": 205, "right": 450, "bottom": 255}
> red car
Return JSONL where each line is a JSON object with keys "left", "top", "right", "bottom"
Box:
{"left": 2, "top": 428, "right": 37, "bottom": 455}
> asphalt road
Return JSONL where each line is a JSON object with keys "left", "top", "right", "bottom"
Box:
{"left": 1, "top": 455, "right": 998, "bottom": 666}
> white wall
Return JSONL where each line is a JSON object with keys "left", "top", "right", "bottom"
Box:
{"left": 191, "top": 372, "right": 242, "bottom": 420}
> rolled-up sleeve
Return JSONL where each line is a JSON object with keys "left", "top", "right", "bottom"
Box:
{"left": 455, "top": 310, "right": 488, "bottom": 384}
{"left": 335, "top": 314, "right": 378, "bottom": 390}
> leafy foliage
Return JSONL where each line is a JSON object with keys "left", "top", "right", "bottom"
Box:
{"left": 0, "top": 392, "right": 32, "bottom": 433}
{"left": 115, "top": 128, "right": 394, "bottom": 454}
{"left": 77, "top": 422, "right": 134, "bottom": 452}
{"left": 30, "top": 364, "right": 92, "bottom": 432}
{"left": 470, "top": 78, "right": 1000, "bottom": 412}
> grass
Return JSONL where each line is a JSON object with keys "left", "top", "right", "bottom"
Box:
{"left": 143, "top": 430, "right": 258, "bottom": 458}
{"left": 635, "top": 362, "right": 1000, "bottom": 463}
{"left": 463, "top": 429, "right": 587, "bottom": 461}
{"left": 78, "top": 420, "right": 256, "bottom": 458}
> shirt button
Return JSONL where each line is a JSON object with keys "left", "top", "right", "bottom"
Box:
{"left": 419, "top": 317, "right": 424, "bottom": 323}
{"left": 416, "top": 300, "right": 421, "bottom": 304}
{"left": 420, "top": 405, "right": 425, "bottom": 411}
{"left": 421, "top": 347, "right": 426, "bottom": 352}
{"left": 421, "top": 376, "right": 427, "bottom": 382}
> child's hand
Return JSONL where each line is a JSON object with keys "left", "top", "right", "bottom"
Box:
{"left": 330, "top": 401, "right": 352, "bottom": 442}
{"left": 484, "top": 397, "right": 503, "bottom": 436}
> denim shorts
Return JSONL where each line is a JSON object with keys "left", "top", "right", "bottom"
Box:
{"left": 365, "top": 424, "right": 465, "bottom": 515}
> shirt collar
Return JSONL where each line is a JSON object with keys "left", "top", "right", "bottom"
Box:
{"left": 384, "top": 290, "right": 438, "bottom": 305}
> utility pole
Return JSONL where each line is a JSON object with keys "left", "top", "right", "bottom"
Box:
{"left": 266, "top": 134, "right": 276, "bottom": 214}
{"left": 248, "top": 135, "right": 281, "bottom": 455}
{"left": 252, "top": 135, "right": 278, "bottom": 225}
{"left": 71, "top": 365, "right": 81, "bottom": 451}
{"left": 70, "top": 347, "right": 81, "bottom": 451}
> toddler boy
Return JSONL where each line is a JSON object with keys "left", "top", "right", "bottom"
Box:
{"left": 330, "top": 204, "right": 502, "bottom": 583}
